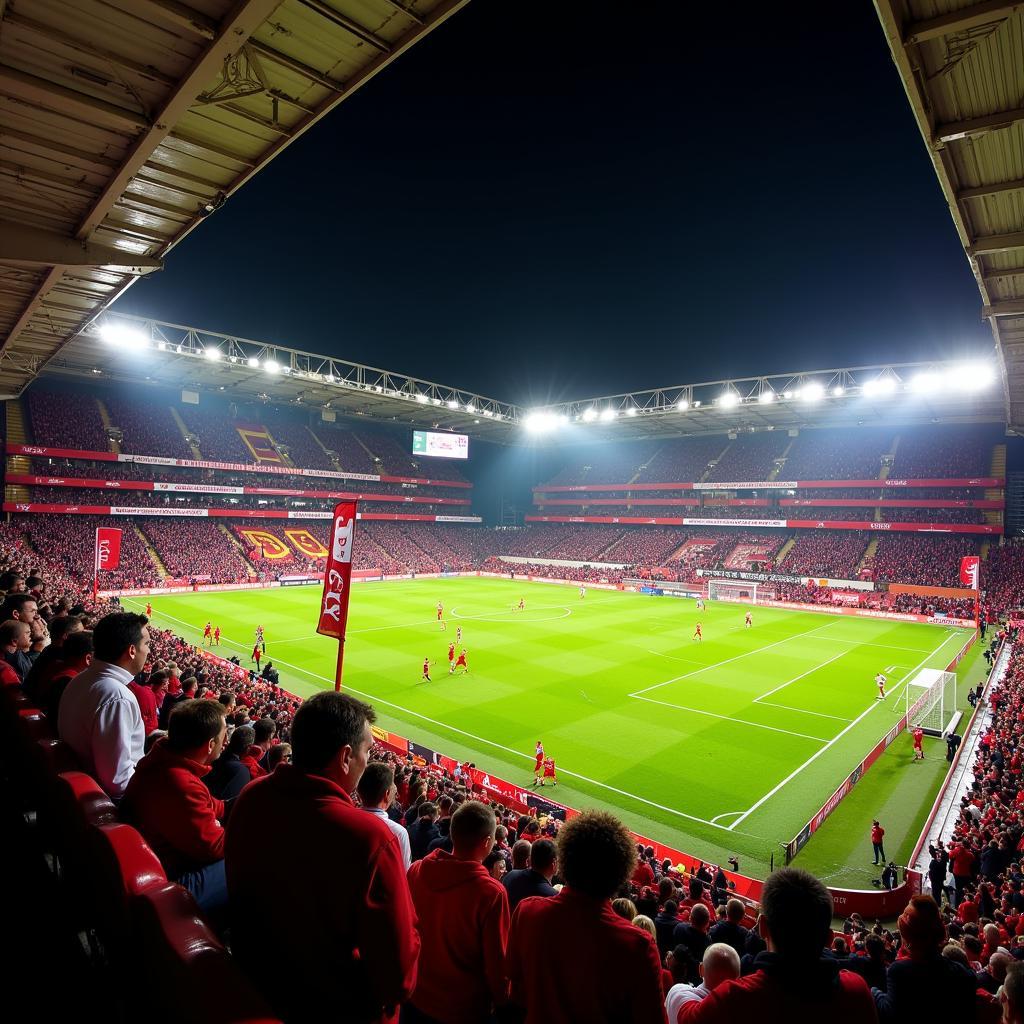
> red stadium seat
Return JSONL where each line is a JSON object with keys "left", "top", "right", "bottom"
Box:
{"left": 133, "top": 883, "right": 282, "bottom": 1024}
{"left": 88, "top": 822, "right": 166, "bottom": 951}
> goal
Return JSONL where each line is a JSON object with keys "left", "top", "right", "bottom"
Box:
{"left": 904, "top": 668, "right": 957, "bottom": 736}
{"left": 706, "top": 579, "right": 776, "bottom": 604}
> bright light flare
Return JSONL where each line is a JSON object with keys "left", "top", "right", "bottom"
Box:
{"left": 99, "top": 322, "right": 148, "bottom": 351}
{"left": 758, "top": 390, "right": 774, "bottom": 404}
{"left": 863, "top": 376, "right": 896, "bottom": 397}
{"left": 203, "top": 347, "right": 222, "bottom": 361}
{"left": 581, "top": 407, "right": 598, "bottom": 422}
{"left": 799, "top": 382, "right": 824, "bottom": 402}
{"left": 718, "top": 391, "right": 739, "bottom": 408}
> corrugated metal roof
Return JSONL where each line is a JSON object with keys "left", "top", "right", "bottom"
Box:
{"left": 0, "top": 0, "right": 470, "bottom": 396}
{"left": 874, "top": 0, "right": 1024, "bottom": 429}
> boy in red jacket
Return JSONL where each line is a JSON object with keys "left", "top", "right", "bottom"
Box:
{"left": 406, "top": 801, "right": 510, "bottom": 1023}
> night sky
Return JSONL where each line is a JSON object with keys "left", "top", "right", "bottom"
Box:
{"left": 113, "top": 0, "right": 993, "bottom": 408}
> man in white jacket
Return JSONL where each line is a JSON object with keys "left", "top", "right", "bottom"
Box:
{"left": 58, "top": 611, "right": 150, "bottom": 800}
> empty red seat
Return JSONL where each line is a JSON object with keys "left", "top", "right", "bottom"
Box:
{"left": 133, "top": 883, "right": 281, "bottom": 1024}
{"left": 88, "top": 822, "right": 166, "bottom": 951}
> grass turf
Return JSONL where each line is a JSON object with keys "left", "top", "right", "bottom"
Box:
{"left": 126, "top": 578, "right": 973, "bottom": 878}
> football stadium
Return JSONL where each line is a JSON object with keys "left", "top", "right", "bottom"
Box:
{"left": 2, "top": 2, "right": 1024, "bottom": 1022}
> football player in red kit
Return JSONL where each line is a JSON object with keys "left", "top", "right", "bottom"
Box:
{"left": 533, "top": 742, "right": 544, "bottom": 783}
{"left": 213, "top": 626, "right": 221, "bottom": 646}
{"left": 448, "top": 642, "right": 456, "bottom": 673}
{"left": 422, "top": 657, "right": 431, "bottom": 682}
{"left": 540, "top": 756, "right": 557, "bottom": 787}
{"left": 203, "top": 621, "right": 212, "bottom": 646}
{"left": 912, "top": 727, "right": 924, "bottom": 760}
{"left": 455, "top": 649, "right": 468, "bottom": 673}
{"left": 693, "top": 623, "right": 702, "bottom": 642}
{"left": 145, "top": 602, "right": 152, "bottom": 617}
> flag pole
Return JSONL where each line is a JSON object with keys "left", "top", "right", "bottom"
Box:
{"left": 93, "top": 527, "right": 99, "bottom": 603}
{"left": 334, "top": 636, "right": 346, "bottom": 693}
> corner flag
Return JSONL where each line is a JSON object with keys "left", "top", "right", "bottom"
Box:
{"left": 317, "top": 501, "right": 358, "bottom": 691}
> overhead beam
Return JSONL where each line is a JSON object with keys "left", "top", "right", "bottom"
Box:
{"left": 967, "top": 231, "right": 1024, "bottom": 256}
{"left": 245, "top": 39, "right": 347, "bottom": 93}
{"left": 73, "top": 0, "right": 283, "bottom": 242}
{"left": 0, "top": 220, "right": 162, "bottom": 272}
{"left": 904, "top": 1, "right": 1023, "bottom": 45}
{"left": 984, "top": 299, "right": 1024, "bottom": 318}
{"left": 935, "top": 106, "right": 1024, "bottom": 144}
{"left": 959, "top": 177, "right": 1024, "bottom": 201}
{"left": 297, "top": 0, "right": 392, "bottom": 52}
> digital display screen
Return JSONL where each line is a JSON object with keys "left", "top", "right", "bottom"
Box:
{"left": 412, "top": 430, "right": 469, "bottom": 459}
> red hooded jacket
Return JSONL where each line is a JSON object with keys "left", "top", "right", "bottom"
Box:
{"left": 406, "top": 848, "right": 510, "bottom": 1023}
{"left": 225, "top": 765, "right": 419, "bottom": 1024}
{"left": 507, "top": 887, "right": 667, "bottom": 1024}
{"left": 119, "top": 739, "right": 224, "bottom": 878}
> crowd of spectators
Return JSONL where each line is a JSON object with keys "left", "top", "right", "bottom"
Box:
{"left": 868, "top": 535, "right": 982, "bottom": 588}
{"left": 704, "top": 432, "right": 789, "bottom": 483}
{"left": 176, "top": 405, "right": 264, "bottom": 463}
{"left": 891, "top": 427, "right": 994, "bottom": 479}
{"left": 27, "top": 388, "right": 111, "bottom": 452}
{"left": 102, "top": 394, "right": 193, "bottom": 458}
{"left": 601, "top": 528, "right": 687, "bottom": 565}
{"left": 781, "top": 428, "right": 893, "bottom": 480}
{"left": 780, "top": 533, "right": 871, "bottom": 578}
{"left": 985, "top": 541, "right": 1024, "bottom": 616}
{"left": 140, "top": 520, "right": 252, "bottom": 583}
{"left": 636, "top": 437, "right": 726, "bottom": 485}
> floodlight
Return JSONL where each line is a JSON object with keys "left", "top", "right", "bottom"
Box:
{"left": 582, "top": 407, "right": 598, "bottom": 422}
{"left": 466, "top": 403, "right": 477, "bottom": 413}
{"left": 626, "top": 407, "right": 637, "bottom": 417}
{"left": 247, "top": 356, "right": 260, "bottom": 369}
{"left": 863, "top": 376, "right": 895, "bottom": 397}
{"left": 677, "top": 399, "right": 689, "bottom": 411}
{"left": 783, "top": 390, "right": 794, "bottom": 399}
{"left": 447, "top": 399, "right": 459, "bottom": 410}
{"left": 415, "top": 393, "right": 429, "bottom": 404}
{"left": 558, "top": 414, "right": 569, "bottom": 425}
{"left": 264, "top": 359, "right": 280, "bottom": 374}
{"left": 718, "top": 391, "right": 739, "bottom": 408}
{"left": 99, "top": 322, "right": 148, "bottom": 351}
{"left": 156, "top": 341, "right": 167, "bottom": 351}
{"left": 910, "top": 371, "right": 940, "bottom": 393}
{"left": 600, "top": 408, "right": 617, "bottom": 421}
{"left": 831, "top": 385, "right": 845, "bottom": 397}
{"left": 483, "top": 409, "right": 493, "bottom": 416}
{"left": 960, "top": 362, "right": 995, "bottom": 391}
{"left": 799, "top": 382, "right": 823, "bottom": 402}
{"left": 203, "top": 347, "right": 222, "bottom": 361}
{"left": 758, "top": 390, "right": 774, "bottom": 404}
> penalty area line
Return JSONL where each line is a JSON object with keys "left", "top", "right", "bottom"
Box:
{"left": 726, "top": 630, "right": 966, "bottom": 832}
{"left": 134, "top": 603, "right": 754, "bottom": 837}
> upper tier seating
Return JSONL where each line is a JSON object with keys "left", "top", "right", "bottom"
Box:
{"left": 27, "top": 390, "right": 110, "bottom": 452}
{"left": 103, "top": 395, "right": 193, "bottom": 459}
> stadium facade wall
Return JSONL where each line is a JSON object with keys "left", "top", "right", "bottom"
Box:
{"left": 3, "top": 503, "right": 481, "bottom": 523}
{"left": 6, "top": 474, "right": 472, "bottom": 505}
{"left": 2, "top": 443, "right": 472, "bottom": 489}
{"left": 534, "top": 477, "right": 1004, "bottom": 493}
{"left": 525, "top": 514, "right": 1001, "bottom": 534}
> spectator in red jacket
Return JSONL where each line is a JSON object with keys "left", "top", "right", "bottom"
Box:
{"left": 128, "top": 672, "right": 160, "bottom": 735}
{"left": 0, "top": 619, "right": 29, "bottom": 685}
{"left": 506, "top": 808, "right": 667, "bottom": 1024}
{"left": 871, "top": 820, "right": 885, "bottom": 865}
{"left": 120, "top": 698, "right": 228, "bottom": 914}
{"left": 405, "top": 800, "right": 510, "bottom": 1023}
{"left": 678, "top": 867, "right": 877, "bottom": 1023}
{"left": 226, "top": 691, "right": 419, "bottom": 1024}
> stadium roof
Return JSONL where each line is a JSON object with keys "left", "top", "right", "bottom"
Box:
{"left": 874, "top": 1, "right": 1024, "bottom": 432}
{"left": 42, "top": 312, "right": 1005, "bottom": 443}
{"left": 0, "top": 0, "right": 470, "bottom": 398}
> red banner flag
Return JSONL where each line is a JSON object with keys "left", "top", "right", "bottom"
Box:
{"left": 960, "top": 555, "right": 980, "bottom": 589}
{"left": 96, "top": 527, "right": 122, "bottom": 571}
{"left": 317, "top": 502, "right": 357, "bottom": 690}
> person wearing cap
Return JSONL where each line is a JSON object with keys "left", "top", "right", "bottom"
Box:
{"left": 872, "top": 894, "right": 977, "bottom": 1021}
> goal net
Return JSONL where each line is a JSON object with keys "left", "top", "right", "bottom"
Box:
{"left": 706, "top": 579, "right": 775, "bottom": 604}
{"left": 905, "top": 668, "right": 957, "bottom": 736}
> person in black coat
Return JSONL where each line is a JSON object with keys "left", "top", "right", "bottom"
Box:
{"left": 708, "top": 898, "right": 750, "bottom": 958}
{"left": 671, "top": 903, "right": 711, "bottom": 982}
{"left": 205, "top": 726, "right": 253, "bottom": 800}
{"left": 406, "top": 802, "right": 440, "bottom": 861}
{"left": 502, "top": 838, "right": 557, "bottom": 912}
{"left": 654, "top": 899, "right": 680, "bottom": 957}
{"left": 873, "top": 895, "right": 977, "bottom": 1023}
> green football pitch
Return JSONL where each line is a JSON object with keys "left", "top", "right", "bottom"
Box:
{"left": 124, "top": 578, "right": 972, "bottom": 877}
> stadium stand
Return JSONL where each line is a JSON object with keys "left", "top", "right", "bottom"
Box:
{"left": 176, "top": 405, "right": 259, "bottom": 463}
{"left": 102, "top": 395, "right": 193, "bottom": 459}
{"left": 781, "top": 428, "right": 892, "bottom": 480}
{"left": 138, "top": 521, "right": 252, "bottom": 584}
{"left": 779, "top": 532, "right": 870, "bottom": 578}
{"left": 27, "top": 389, "right": 110, "bottom": 452}
{"left": 704, "top": 431, "right": 790, "bottom": 483}
{"left": 867, "top": 535, "right": 982, "bottom": 588}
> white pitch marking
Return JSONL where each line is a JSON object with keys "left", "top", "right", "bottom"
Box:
{"left": 753, "top": 649, "right": 849, "bottom": 704}
{"left": 136, "top": 603, "right": 754, "bottom": 836}
{"left": 726, "top": 630, "right": 965, "bottom": 831}
{"left": 753, "top": 701, "right": 853, "bottom": 723}
{"left": 631, "top": 694, "right": 832, "bottom": 743}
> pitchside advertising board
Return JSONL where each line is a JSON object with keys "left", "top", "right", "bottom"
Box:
{"left": 412, "top": 430, "right": 469, "bottom": 459}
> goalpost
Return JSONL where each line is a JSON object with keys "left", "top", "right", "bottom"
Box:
{"left": 706, "top": 579, "right": 776, "bottom": 604}
{"left": 904, "top": 668, "right": 957, "bottom": 736}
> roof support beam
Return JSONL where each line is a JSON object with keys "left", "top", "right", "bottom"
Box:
{"left": 73, "top": 0, "right": 284, "bottom": 242}
{"left": 984, "top": 299, "right": 1024, "bottom": 318}
{"left": 935, "top": 106, "right": 1024, "bottom": 144}
{"left": 297, "top": 0, "right": 392, "bottom": 52}
{"left": 959, "top": 177, "right": 1024, "bottom": 201}
{"left": 968, "top": 232, "right": 1024, "bottom": 256}
{"left": 0, "top": 220, "right": 163, "bottom": 272}
{"left": 245, "top": 39, "right": 347, "bottom": 93}
{"left": 904, "top": 1, "right": 1023, "bottom": 44}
